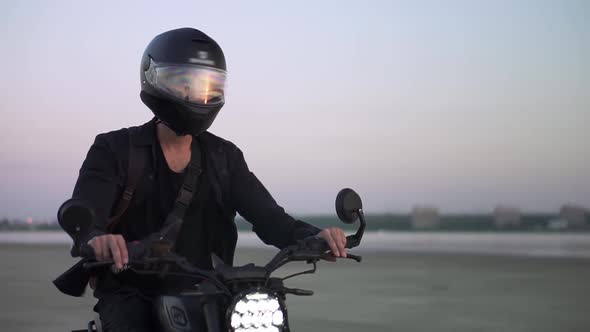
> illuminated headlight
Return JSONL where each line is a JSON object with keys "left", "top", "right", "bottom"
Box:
{"left": 228, "top": 291, "right": 286, "bottom": 332}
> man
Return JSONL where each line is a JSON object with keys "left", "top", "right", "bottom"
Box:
{"left": 71, "top": 28, "right": 347, "bottom": 330}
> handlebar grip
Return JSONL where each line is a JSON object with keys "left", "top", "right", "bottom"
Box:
{"left": 83, "top": 260, "right": 114, "bottom": 270}
{"left": 79, "top": 243, "right": 96, "bottom": 260}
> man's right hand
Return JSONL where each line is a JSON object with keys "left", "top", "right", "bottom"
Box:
{"left": 88, "top": 234, "right": 129, "bottom": 269}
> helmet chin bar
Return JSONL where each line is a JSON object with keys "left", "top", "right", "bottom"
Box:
{"left": 140, "top": 91, "right": 221, "bottom": 136}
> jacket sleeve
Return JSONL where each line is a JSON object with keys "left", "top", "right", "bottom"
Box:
{"left": 228, "top": 146, "right": 321, "bottom": 248}
{"left": 71, "top": 132, "right": 125, "bottom": 245}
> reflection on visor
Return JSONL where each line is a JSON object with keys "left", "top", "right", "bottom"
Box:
{"left": 146, "top": 61, "right": 226, "bottom": 105}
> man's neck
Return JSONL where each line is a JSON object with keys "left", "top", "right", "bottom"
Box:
{"left": 156, "top": 123, "right": 192, "bottom": 151}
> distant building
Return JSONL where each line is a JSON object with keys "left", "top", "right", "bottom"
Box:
{"left": 412, "top": 205, "right": 440, "bottom": 229}
{"left": 493, "top": 206, "right": 521, "bottom": 228}
{"left": 547, "top": 218, "right": 568, "bottom": 230}
{"left": 559, "top": 205, "right": 588, "bottom": 228}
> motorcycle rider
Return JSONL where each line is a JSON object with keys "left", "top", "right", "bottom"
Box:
{"left": 68, "top": 28, "right": 347, "bottom": 331}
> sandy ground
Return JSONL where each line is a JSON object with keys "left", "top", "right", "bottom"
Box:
{"left": 1, "top": 244, "right": 590, "bottom": 332}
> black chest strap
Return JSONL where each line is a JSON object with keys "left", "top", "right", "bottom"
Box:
{"left": 158, "top": 137, "right": 203, "bottom": 246}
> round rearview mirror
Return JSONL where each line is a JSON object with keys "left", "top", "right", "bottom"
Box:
{"left": 57, "top": 198, "right": 95, "bottom": 241}
{"left": 335, "top": 188, "right": 362, "bottom": 224}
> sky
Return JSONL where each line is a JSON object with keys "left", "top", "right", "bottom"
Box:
{"left": 0, "top": 0, "right": 589, "bottom": 219}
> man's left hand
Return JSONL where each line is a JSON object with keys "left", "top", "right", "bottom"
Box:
{"left": 317, "top": 227, "right": 347, "bottom": 260}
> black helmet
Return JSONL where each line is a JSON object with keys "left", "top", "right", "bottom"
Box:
{"left": 140, "top": 28, "right": 227, "bottom": 136}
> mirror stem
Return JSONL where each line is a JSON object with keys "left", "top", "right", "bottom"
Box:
{"left": 346, "top": 208, "right": 366, "bottom": 248}
{"left": 356, "top": 208, "right": 366, "bottom": 241}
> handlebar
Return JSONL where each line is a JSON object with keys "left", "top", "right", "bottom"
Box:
{"left": 80, "top": 230, "right": 362, "bottom": 284}
{"left": 81, "top": 250, "right": 233, "bottom": 296}
{"left": 264, "top": 235, "right": 362, "bottom": 273}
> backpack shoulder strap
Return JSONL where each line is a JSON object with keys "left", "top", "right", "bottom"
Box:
{"left": 107, "top": 126, "right": 148, "bottom": 232}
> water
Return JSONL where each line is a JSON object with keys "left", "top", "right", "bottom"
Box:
{"left": 2, "top": 231, "right": 590, "bottom": 258}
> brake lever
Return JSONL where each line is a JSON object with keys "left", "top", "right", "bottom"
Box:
{"left": 344, "top": 253, "right": 362, "bottom": 262}
{"left": 320, "top": 252, "right": 362, "bottom": 263}
{"left": 308, "top": 237, "right": 362, "bottom": 262}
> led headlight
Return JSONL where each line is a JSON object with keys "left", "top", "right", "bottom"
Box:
{"left": 227, "top": 291, "right": 286, "bottom": 332}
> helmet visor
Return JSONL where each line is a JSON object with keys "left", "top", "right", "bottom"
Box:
{"left": 146, "top": 61, "right": 226, "bottom": 106}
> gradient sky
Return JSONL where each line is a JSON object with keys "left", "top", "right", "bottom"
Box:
{"left": 1, "top": 0, "right": 589, "bottom": 219}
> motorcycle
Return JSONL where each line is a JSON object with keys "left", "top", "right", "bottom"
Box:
{"left": 56, "top": 188, "right": 366, "bottom": 332}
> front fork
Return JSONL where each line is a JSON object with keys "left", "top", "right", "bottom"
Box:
{"left": 200, "top": 281, "right": 224, "bottom": 332}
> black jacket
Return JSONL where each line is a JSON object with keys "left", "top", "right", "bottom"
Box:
{"left": 56, "top": 118, "right": 320, "bottom": 296}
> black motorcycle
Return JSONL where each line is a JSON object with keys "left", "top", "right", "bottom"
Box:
{"left": 56, "top": 188, "right": 366, "bottom": 332}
